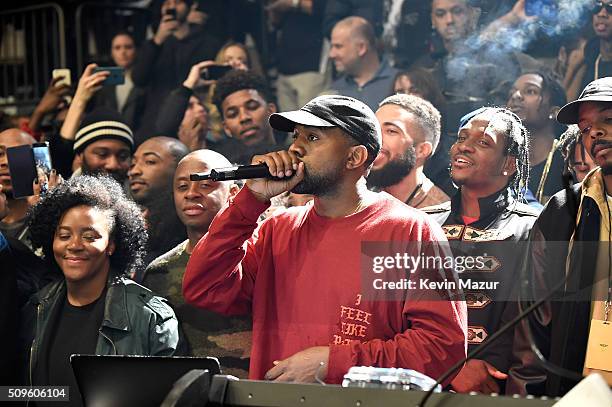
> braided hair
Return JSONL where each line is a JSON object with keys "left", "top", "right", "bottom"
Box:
{"left": 458, "top": 106, "right": 531, "bottom": 201}
{"left": 558, "top": 125, "right": 583, "bottom": 180}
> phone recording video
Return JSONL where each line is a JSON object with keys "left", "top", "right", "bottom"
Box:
{"left": 52, "top": 68, "right": 71, "bottom": 87}
{"left": 200, "top": 65, "right": 232, "bottom": 81}
{"left": 165, "top": 8, "right": 177, "bottom": 20}
{"left": 93, "top": 67, "right": 125, "bottom": 86}
{"left": 6, "top": 142, "right": 52, "bottom": 198}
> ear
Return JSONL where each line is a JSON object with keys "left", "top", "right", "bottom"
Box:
{"left": 72, "top": 153, "right": 83, "bottom": 173}
{"left": 346, "top": 145, "right": 369, "bottom": 170}
{"left": 416, "top": 141, "right": 433, "bottom": 161}
{"left": 107, "top": 240, "right": 116, "bottom": 257}
{"left": 503, "top": 156, "right": 517, "bottom": 177}
{"left": 357, "top": 40, "right": 368, "bottom": 57}
{"left": 549, "top": 105, "right": 560, "bottom": 120}
{"left": 229, "top": 183, "right": 240, "bottom": 198}
{"left": 267, "top": 102, "right": 277, "bottom": 114}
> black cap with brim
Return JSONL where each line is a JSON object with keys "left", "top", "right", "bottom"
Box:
{"left": 557, "top": 77, "right": 612, "bottom": 124}
{"left": 269, "top": 110, "right": 336, "bottom": 132}
{"left": 269, "top": 95, "right": 382, "bottom": 157}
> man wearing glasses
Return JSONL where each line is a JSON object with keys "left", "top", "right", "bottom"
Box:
{"left": 565, "top": 1, "right": 612, "bottom": 99}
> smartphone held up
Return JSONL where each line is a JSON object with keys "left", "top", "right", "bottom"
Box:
{"left": 6, "top": 142, "right": 53, "bottom": 198}
{"left": 93, "top": 67, "right": 125, "bottom": 86}
{"left": 200, "top": 65, "right": 232, "bottom": 81}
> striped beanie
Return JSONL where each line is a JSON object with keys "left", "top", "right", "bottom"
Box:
{"left": 73, "top": 107, "right": 134, "bottom": 153}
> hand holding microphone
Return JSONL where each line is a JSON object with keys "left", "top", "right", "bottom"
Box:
{"left": 190, "top": 150, "right": 305, "bottom": 203}
{"left": 246, "top": 150, "right": 304, "bottom": 203}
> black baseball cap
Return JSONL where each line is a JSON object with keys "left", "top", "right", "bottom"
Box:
{"left": 557, "top": 77, "right": 612, "bottom": 124}
{"left": 269, "top": 95, "right": 382, "bottom": 157}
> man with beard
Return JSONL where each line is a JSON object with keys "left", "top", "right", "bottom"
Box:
{"left": 128, "top": 137, "right": 189, "bottom": 276}
{"left": 367, "top": 94, "right": 449, "bottom": 208}
{"left": 424, "top": 107, "right": 538, "bottom": 394}
{"left": 71, "top": 107, "right": 135, "bottom": 185}
{"left": 143, "top": 149, "right": 251, "bottom": 378}
{"left": 0, "top": 129, "right": 36, "bottom": 246}
{"left": 183, "top": 95, "right": 467, "bottom": 384}
{"left": 507, "top": 77, "right": 612, "bottom": 396}
{"left": 212, "top": 70, "right": 281, "bottom": 164}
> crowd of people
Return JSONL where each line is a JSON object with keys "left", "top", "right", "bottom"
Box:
{"left": 1, "top": 0, "right": 612, "bottom": 404}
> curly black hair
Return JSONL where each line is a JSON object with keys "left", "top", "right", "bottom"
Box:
{"left": 212, "top": 70, "right": 274, "bottom": 117}
{"left": 27, "top": 175, "right": 147, "bottom": 278}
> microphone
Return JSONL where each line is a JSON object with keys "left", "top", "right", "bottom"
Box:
{"left": 190, "top": 163, "right": 289, "bottom": 182}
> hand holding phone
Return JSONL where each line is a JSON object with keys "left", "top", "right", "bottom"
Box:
{"left": 92, "top": 67, "right": 125, "bottom": 86}
{"left": 155, "top": 9, "right": 180, "bottom": 44}
{"left": 200, "top": 65, "right": 232, "bottom": 81}
{"left": 52, "top": 69, "right": 71, "bottom": 87}
{"left": 165, "top": 8, "right": 177, "bottom": 20}
{"left": 6, "top": 142, "right": 53, "bottom": 198}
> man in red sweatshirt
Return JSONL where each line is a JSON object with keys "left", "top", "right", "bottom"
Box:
{"left": 183, "top": 95, "right": 467, "bottom": 384}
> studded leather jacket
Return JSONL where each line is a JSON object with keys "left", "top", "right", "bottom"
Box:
{"left": 424, "top": 189, "right": 539, "bottom": 374}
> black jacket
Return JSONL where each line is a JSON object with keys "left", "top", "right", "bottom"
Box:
{"left": 506, "top": 181, "right": 602, "bottom": 397}
{"left": 0, "top": 232, "right": 48, "bottom": 384}
{"left": 89, "top": 82, "right": 147, "bottom": 136}
{"left": 132, "top": 32, "right": 222, "bottom": 145}
{"left": 424, "top": 189, "right": 539, "bottom": 376}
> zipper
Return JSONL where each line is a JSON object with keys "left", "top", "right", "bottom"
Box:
{"left": 27, "top": 303, "right": 42, "bottom": 406}
{"left": 99, "top": 330, "right": 117, "bottom": 355}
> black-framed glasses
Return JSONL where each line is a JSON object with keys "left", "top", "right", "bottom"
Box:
{"left": 592, "top": 1, "right": 612, "bottom": 14}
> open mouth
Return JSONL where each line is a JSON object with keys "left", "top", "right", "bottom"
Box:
{"left": 508, "top": 104, "right": 523, "bottom": 113}
{"left": 452, "top": 156, "right": 474, "bottom": 168}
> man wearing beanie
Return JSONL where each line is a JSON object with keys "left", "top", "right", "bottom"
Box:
{"left": 184, "top": 95, "right": 467, "bottom": 385}
{"left": 71, "top": 107, "right": 134, "bottom": 183}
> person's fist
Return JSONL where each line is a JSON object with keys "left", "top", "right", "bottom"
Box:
{"left": 245, "top": 150, "right": 304, "bottom": 202}
{"left": 451, "top": 359, "right": 508, "bottom": 394}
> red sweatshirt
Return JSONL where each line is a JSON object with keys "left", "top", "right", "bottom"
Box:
{"left": 183, "top": 187, "right": 467, "bottom": 384}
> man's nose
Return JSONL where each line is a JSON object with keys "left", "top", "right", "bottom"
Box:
{"left": 104, "top": 155, "right": 121, "bottom": 171}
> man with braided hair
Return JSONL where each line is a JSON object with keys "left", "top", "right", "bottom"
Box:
{"left": 558, "top": 125, "right": 597, "bottom": 184}
{"left": 424, "top": 107, "right": 539, "bottom": 394}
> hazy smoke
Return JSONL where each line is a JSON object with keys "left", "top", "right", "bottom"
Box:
{"left": 383, "top": 0, "right": 406, "bottom": 50}
{"left": 444, "top": 0, "right": 592, "bottom": 102}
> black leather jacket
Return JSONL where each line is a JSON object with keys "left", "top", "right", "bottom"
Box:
{"left": 21, "top": 276, "right": 180, "bottom": 385}
{"left": 424, "top": 189, "right": 539, "bottom": 375}
{"left": 506, "top": 181, "right": 602, "bottom": 397}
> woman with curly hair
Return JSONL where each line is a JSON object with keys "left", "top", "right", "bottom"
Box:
{"left": 21, "top": 175, "right": 180, "bottom": 397}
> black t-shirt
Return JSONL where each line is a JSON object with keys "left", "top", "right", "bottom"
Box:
{"left": 529, "top": 148, "right": 566, "bottom": 202}
{"left": 37, "top": 292, "right": 105, "bottom": 406}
